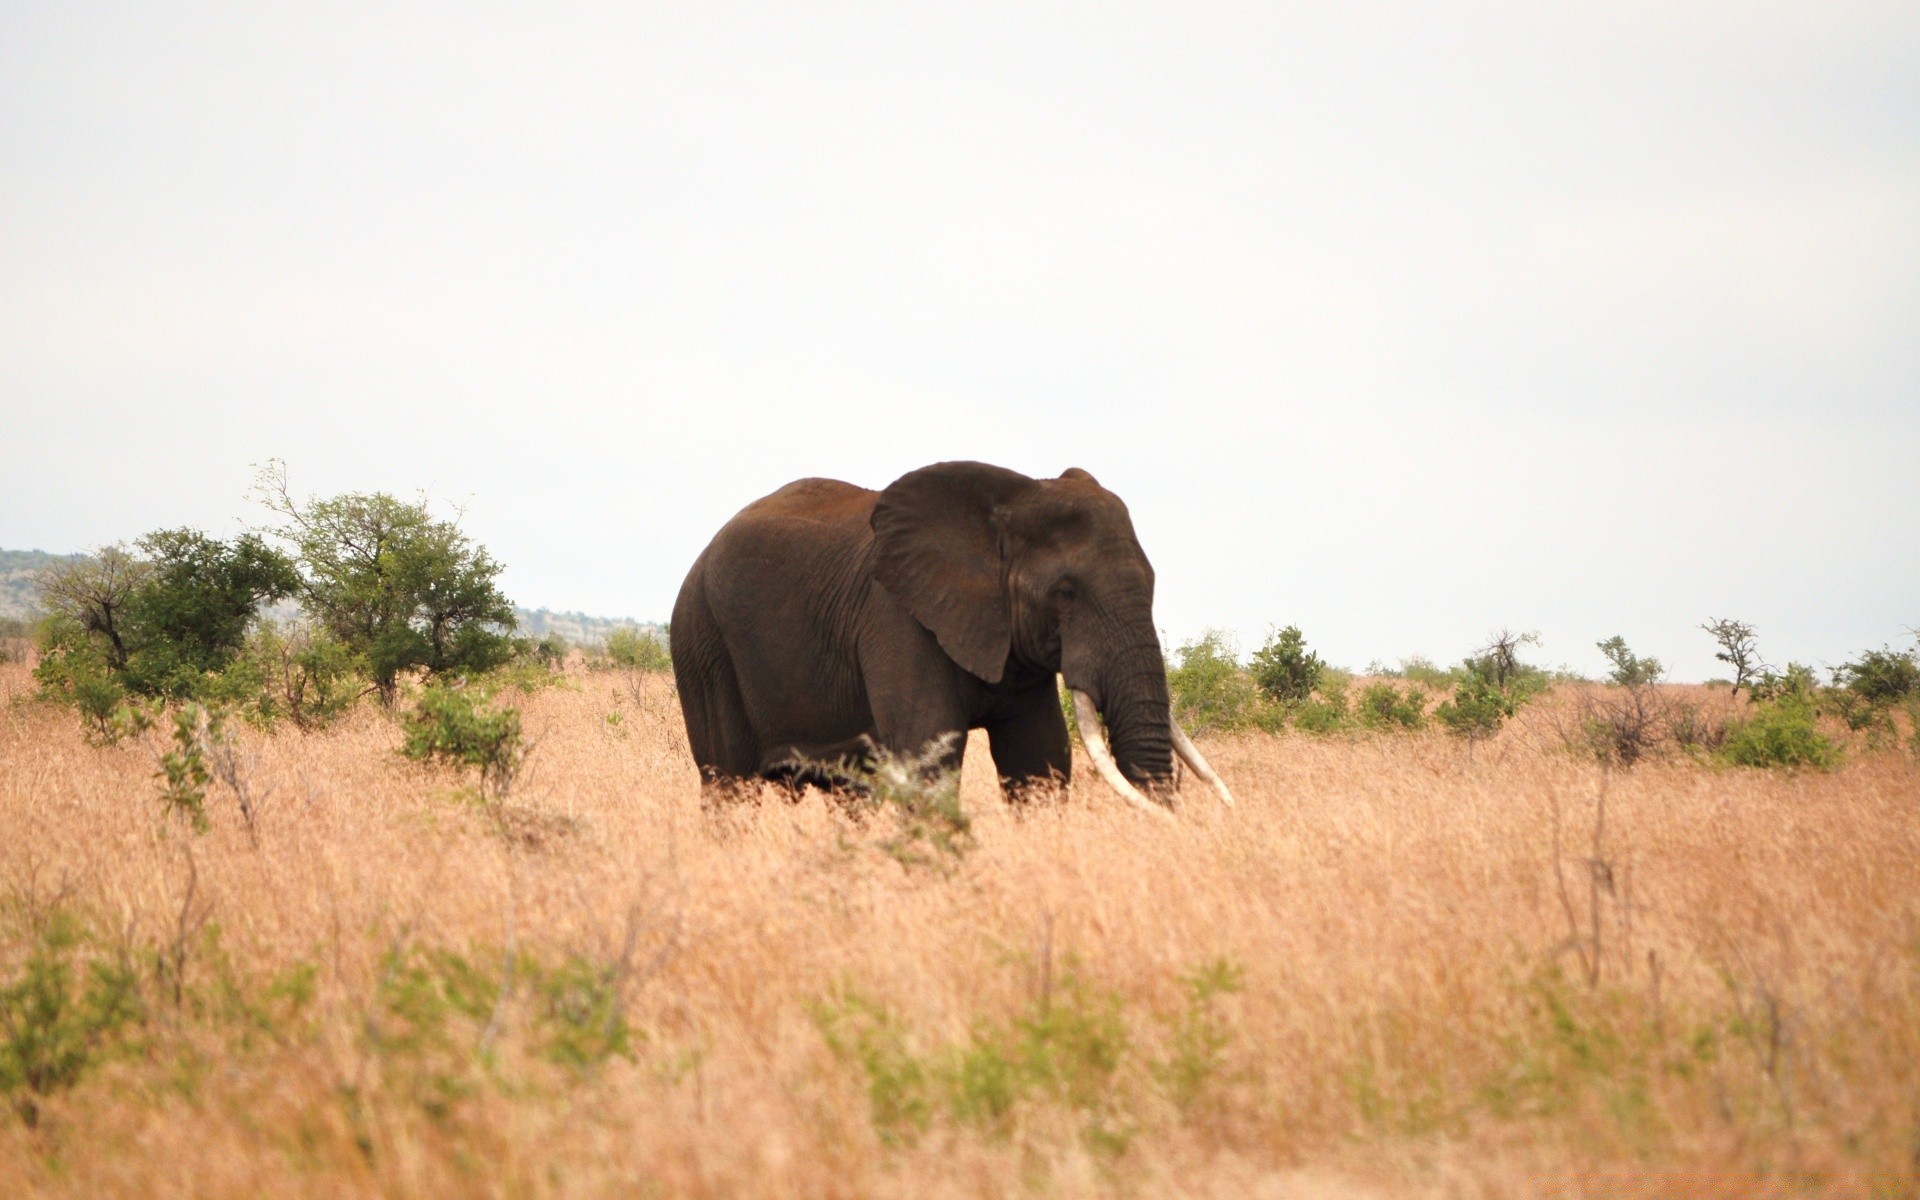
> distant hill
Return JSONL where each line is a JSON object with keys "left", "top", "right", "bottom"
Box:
{"left": 514, "top": 607, "right": 667, "bottom": 649}
{"left": 0, "top": 548, "right": 83, "bottom": 620}
{"left": 1, "top": 546, "right": 661, "bottom": 645}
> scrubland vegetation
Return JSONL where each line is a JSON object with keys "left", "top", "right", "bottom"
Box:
{"left": 5, "top": 479, "right": 1919, "bottom": 1197}
{"left": 4, "top": 653, "right": 1918, "bottom": 1198}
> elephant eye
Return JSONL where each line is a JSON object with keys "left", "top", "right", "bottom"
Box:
{"left": 1050, "top": 581, "right": 1077, "bottom": 605}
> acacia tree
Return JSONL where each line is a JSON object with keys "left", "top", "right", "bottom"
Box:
{"left": 254, "top": 462, "right": 516, "bottom": 703}
{"left": 1700, "top": 618, "right": 1765, "bottom": 696}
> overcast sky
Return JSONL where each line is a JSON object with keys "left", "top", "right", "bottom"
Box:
{"left": 3, "top": 3, "right": 1915, "bottom": 679}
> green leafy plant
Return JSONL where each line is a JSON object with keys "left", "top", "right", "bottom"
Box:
{"left": 1436, "top": 631, "right": 1543, "bottom": 747}
{"left": 1292, "top": 671, "right": 1353, "bottom": 734}
{"left": 1719, "top": 691, "right": 1840, "bottom": 770}
{"left": 596, "top": 626, "right": 672, "bottom": 673}
{"left": 815, "top": 964, "right": 1133, "bottom": 1152}
{"left": 1247, "top": 625, "right": 1323, "bottom": 707}
{"left": 1166, "top": 630, "right": 1264, "bottom": 733}
{"left": 0, "top": 909, "right": 144, "bottom": 1128}
{"left": 1357, "top": 681, "right": 1426, "bottom": 731}
{"left": 155, "top": 705, "right": 219, "bottom": 833}
{"left": 399, "top": 685, "right": 526, "bottom": 798}
{"left": 1568, "top": 637, "right": 1669, "bottom": 766}
{"left": 1435, "top": 672, "right": 1516, "bottom": 743}
{"left": 254, "top": 461, "right": 517, "bottom": 704}
{"left": 1832, "top": 644, "right": 1919, "bottom": 706}
{"left": 233, "top": 620, "right": 362, "bottom": 731}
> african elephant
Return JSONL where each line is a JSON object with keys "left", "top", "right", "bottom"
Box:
{"left": 670, "top": 461, "right": 1234, "bottom": 814}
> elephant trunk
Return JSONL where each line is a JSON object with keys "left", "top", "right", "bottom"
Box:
{"left": 1096, "top": 642, "right": 1175, "bottom": 789}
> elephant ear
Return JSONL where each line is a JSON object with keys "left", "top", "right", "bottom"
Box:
{"left": 871, "top": 461, "right": 1036, "bottom": 684}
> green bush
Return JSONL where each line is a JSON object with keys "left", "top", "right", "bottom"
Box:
{"left": 1247, "top": 626, "right": 1322, "bottom": 706}
{"left": 230, "top": 621, "right": 362, "bottom": 731}
{"left": 32, "top": 619, "right": 133, "bottom": 741}
{"left": 1356, "top": 681, "right": 1426, "bottom": 731}
{"left": 1166, "top": 630, "right": 1264, "bottom": 733}
{"left": 1833, "top": 645, "right": 1919, "bottom": 705}
{"left": 599, "top": 626, "right": 672, "bottom": 673}
{"left": 1719, "top": 694, "right": 1840, "bottom": 770}
{"left": 815, "top": 955, "right": 1243, "bottom": 1152}
{"left": 1291, "top": 672, "right": 1352, "bottom": 734}
{"left": 525, "top": 632, "right": 569, "bottom": 671}
{"left": 155, "top": 706, "right": 218, "bottom": 833}
{"left": 0, "top": 909, "right": 144, "bottom": 1128}
{"left": 1434, "top": 673, "right": 1516, "bottom": 742}
{"left": 399, "top": 685, "right": 526, "bottom": 797}
{"left": 1434, "top": 633, "right": 1544, "bottom": 745}
{"left": 32, "top": 534, "right": 298, "bottom": 706}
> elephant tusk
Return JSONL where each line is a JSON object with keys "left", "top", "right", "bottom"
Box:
{"left": 1070, "top": 689, "right": 1174, "bottom": 821}
{"left": 1170, "top": 717, "right": 1236, "bottom": 808}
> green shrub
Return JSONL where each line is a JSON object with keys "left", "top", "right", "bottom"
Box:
{"left": 1167, "top": 630, "right": 1263, "bottom": 733}
{"left": 1434, "top": 673, "right": 1516, "bottom": 742}
{"left": 525, "top": 952, "right": 634, "bottom": 1072}
{"left": 1748, "top": 662, "right": 1819, "bottom": 704}
{"left": 598, "top": 626, "right": 672, "bottom": 673}
{"left": 1833, "top": 645, "right": 1919, "bottom": 705}
{"left": 155, "top": 706, "right": 218, "bottom": 833}
{"left": 1292, "top": 672, "right": 1352, "bottom": 735}
{"left": 815, "top": 955, "right": 1242, "bottom": 1152}
{"left": 525, "top": 632, "right": 569, "bottom": 671}
{"left": 1719, "top": 694, "right": 1839, "bottom": 769}
{"left": 1152, "top": 958, "right": 1244, "bottom": 1114}
{"left": 1357, "top": 681, "right": 1426, "bottom": 731}
{"left": 400, "top": 685, "right": 525, "bottom": 797}
{"left": 229, "top": 621, "right": 362, "bottom": 731}
{"left": 1435, "top": 633, "right": 1544, "bottom": 745}
{"left": 32, "top": 619, "right": 134, "bottom": 741}
{"left": 1247, "top": 625, "right": 1322, "bottom": 706}
{"left": 0, "top": 909, "right": 144, "bottom": 1128}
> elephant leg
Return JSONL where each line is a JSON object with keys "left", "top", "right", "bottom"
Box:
{"left": 857, "top": 614, "right": 972, "bottom": 777}
{"left": 671, "top": 576, "right": 762, "bottom": 797}
{"left": 984, "top": 682, "right": 1072, "bottom": 799}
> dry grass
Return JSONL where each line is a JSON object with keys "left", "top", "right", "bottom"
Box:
{"left": 1, "top": 661, "right": 1916, "bottom": 1199}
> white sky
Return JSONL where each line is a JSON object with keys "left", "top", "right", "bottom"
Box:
{"left": 3, "top": 3, "right": 1916, "bottom": 679}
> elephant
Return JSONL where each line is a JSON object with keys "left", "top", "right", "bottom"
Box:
{"left": 670, "top": 461, "right": 1234, "bottom": 815}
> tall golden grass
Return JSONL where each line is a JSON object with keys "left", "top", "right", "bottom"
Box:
{"left": 1, "top": 659, "right": 1915, "bottom": 1198}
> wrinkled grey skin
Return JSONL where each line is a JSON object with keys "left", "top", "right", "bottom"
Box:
{"left": 671, "top": 461, "right": 1172, "bottom": 797}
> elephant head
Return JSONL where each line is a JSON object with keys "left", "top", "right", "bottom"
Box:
{"left": 870, "top": 461, "right": 1233, "bottom": 812}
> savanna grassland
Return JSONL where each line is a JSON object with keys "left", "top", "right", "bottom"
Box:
{"left": 1, "top": 659, "right": 1916, "bottom": 1199}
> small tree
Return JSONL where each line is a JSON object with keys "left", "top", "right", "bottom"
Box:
{"left": 119, "top": 529, "right": 299, "bottom": 698}
{"left": 1700, "top": 618, "right": 1766, "bottom": 696}
{"left": 1247, "top": 626, "right": 1322, "bottom": 707}
{"left": 255, "top": 462, "right": 516, "bottom": 703}
{"left": 1575, "top": 637, "right": 1668, "bottom": 766}
{"left": 1597, "top": 636, "right": 1662, "bottom": 688}
{"left": 36, "top": 546, "right": 151, "bottom": 673}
